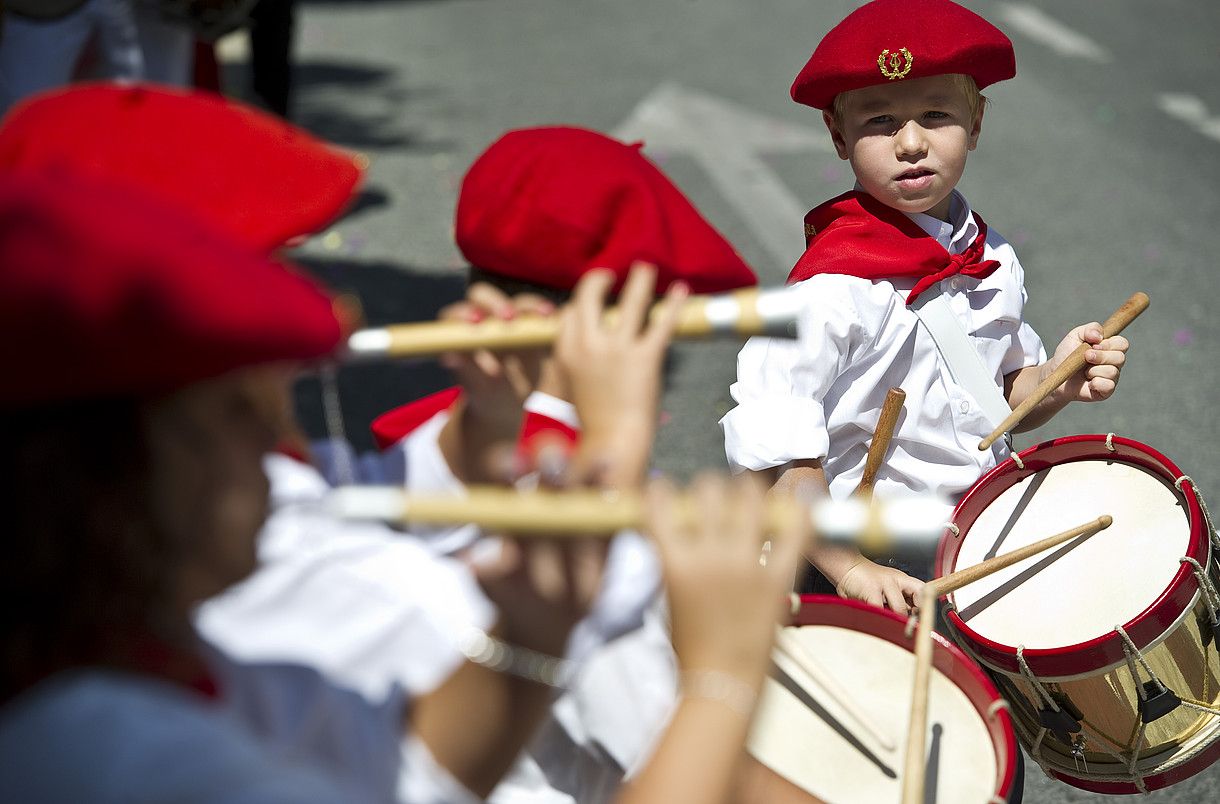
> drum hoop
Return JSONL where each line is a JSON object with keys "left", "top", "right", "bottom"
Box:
{"left": 960, "top": 587, "right": 1202, "bottom": 682}
{"left": 936, "top": 434, "right": 1209, "bottom": 678}
{"left": 792, "top": 594, "right": 1018, "bottom": 799}
{"left": 1017, "top": 704, "right": 1220, "bottom": 794}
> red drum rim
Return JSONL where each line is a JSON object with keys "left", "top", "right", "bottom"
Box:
{"left": 936, "top": 435, "right": 1207, "bottom": 678}
{"left": 792, "top": 595, "right": 1018, "bottom": 800}
{"left": 1043, "top": 732, "right": 1220, "bottom": 795}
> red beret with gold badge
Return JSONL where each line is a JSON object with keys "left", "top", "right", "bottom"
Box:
{"left": 0, "top": 83, "right": 363, "bottom": 252}
{"left": 455, "top": 126, "right": 756, "bottom": 294}
{"left": 0, "top": 171, "right": 343, "bottom": 407}
{"left": 791, "top": 0, "right": 1016, "bottom": 111}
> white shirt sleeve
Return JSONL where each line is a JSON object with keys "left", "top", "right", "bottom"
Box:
{"left": 720, "top": 278, "right": 864, "bottom": 472}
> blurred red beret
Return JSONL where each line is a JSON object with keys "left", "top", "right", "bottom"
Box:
{"left": 791, "top": 0, "right": 1016, "bottom": 111}
{"left": 454, "top": 126, "right": 756, "bottom": 294}
{"left": 0, "top": 171, "right": 343, "bottom": 407}
{"left": 0, "top": 83, "right": 363, "bottom": 252}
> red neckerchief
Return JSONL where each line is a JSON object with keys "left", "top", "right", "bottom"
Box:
{"left": 788, "top": 191, "right": 1000, "bottom": 305}
{"left": 370, "top": 386, "right": 464, "bottom": 451}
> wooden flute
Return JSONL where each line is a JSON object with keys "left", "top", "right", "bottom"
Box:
{"left": 325, "top": 485, "right": 951, "bottom": 555}
{"left": 345, "top": 286, "right": 803, "bottom": 360}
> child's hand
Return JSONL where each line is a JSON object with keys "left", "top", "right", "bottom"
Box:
{"left": 554, "top": 263, "right": 688, "bottom": 487}
{"left": 647, "top": 472, "right": 804, "bottom": 683}
{"left": 835, "top": 558, "right": 924, "bottom": 615}
{"left": 1044, "top": 322, "right": 1129, "bottom": 403}
{"left": 438, "top": 283, "right": 557, "bottom": 424}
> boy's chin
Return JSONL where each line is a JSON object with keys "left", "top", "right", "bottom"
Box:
{"left": 872, "top": 192, "right": 951, "bottom": 219}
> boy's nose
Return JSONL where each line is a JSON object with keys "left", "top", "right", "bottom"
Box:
{"left": 894, "top": 121, "right": 928, "bottom": 159}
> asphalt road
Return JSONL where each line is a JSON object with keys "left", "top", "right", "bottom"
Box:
{"left": 227, "top": 1, "right": 1220, "bottom": 800}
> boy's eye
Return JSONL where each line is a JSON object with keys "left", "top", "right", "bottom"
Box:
{"left": 924, "top": 110, "right": 950, "bottom": 120}
{"left": 865, "top": 115, "right": 893, "bottom": 126}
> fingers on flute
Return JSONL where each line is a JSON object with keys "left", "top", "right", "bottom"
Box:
{"left": 644, "top": 277, "right": 690, "bottom": 351}
{"left": 614, "top": 262, "right": 660, "bottom": 337}
{"left": 571, "top": 268, "right": 617, "bottom": 338}
{"left": 465, "top": 282, "right": 518, "bottom": 320}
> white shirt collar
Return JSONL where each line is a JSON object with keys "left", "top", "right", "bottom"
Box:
{"left": 904, "top": 190, "right": 978, "bottom": 255}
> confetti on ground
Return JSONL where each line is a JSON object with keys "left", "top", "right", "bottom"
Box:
{"left": 344, "top": 233, "right": 367, "bottom": 255}
{"left": 1173, "top": 328, "right": 1194, "bottom": 347}
{"left": 322, "top": 231, "right": 343, "bottom": 251}
{"left": 658, "top": 410, "right": 673, "bottom": 426}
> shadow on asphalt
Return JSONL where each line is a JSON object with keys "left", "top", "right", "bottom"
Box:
{"left": 292, "top": 255, "right": 468, "bottom": 451}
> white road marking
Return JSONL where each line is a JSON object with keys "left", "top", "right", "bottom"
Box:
{"left": 1158, "top": 93, "right": 1220, "bottom": 144}
{"left": 614, "top": 83, "right": 830, "bottom": 274}
{"left": 995, "top": 3, "right": 1110, "bottom": 63}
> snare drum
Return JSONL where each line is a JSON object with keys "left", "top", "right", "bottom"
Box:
{"left": 937, "top": 434, "right": 1220, "bottom": 794}
{"left": 743, "top": 595, "right": 1017, "bottom": 803}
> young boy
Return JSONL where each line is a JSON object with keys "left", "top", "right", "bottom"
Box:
{"left": 721, "top": 0, "right": 1130, "bottom": 613}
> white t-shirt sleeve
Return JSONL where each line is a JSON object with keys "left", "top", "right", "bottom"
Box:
{"left": 1004, "top": 257, "right": 1048, "bottom": 374}
{"left": 720, "top": 279, "right": 862, "bottom": 472}
{"left": 983, "top": 233, "right": 1047, "bottom": 377}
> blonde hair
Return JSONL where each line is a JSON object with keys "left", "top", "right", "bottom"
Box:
{"left": 831, "top": 73, "right": 986, "bottom": 127}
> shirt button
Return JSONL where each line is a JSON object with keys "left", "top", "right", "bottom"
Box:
{"left": 950, "top": 277, "right": 963, "bottom": 291}
{"left": 959, "top": 401, "right": 970, "bottom": 413}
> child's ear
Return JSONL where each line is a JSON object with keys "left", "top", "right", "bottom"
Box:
{"left": 822, "top": 110, "right": 851, "bottom": 160}
{"left": 967, "top": 105, "right": 985, "bottom": 152}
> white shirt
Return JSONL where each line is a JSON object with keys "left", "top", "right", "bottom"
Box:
{"left": 0, "top": 650, "right": 476, "bottom": 804}
{"left": 721, "top": 191, "right": 1045, "bottom": 508}
{"left": 196, "top": 454, "right": 497, "bottom": 700}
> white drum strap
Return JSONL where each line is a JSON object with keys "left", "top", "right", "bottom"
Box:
{"left": 910, "top": 290, "right": 1014, "bottom": 437}
{"left": 1174, "top": 475, "right": 1220, "bottom": 552}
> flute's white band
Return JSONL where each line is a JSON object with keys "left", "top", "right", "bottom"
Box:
{"left": 346, "top": 328, "right": 392, "bottom": 357}
{"left": 457, "top": 627, "right": 572, "bottom": 688}
{"left": 703, "top": 295, "right": 742, "bottom": 334}
{"left": 754, "top": 287, "right": 805, "bottom": 336}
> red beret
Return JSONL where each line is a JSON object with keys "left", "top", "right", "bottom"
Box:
{"left": 0, "top": 171, "right": 343, "bottom": 407}
{"left": 455, "top": 126, "right": 756, "bottom": 294}
{"left": 791, "top": 0, "right": 1016, "bottom": 111}
{"left": 0, "top": 83, "right": 363, "bottom": 252}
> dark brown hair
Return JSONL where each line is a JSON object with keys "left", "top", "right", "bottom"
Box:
{"left": 0, "top": 399, "right": 184, "bottom": 702}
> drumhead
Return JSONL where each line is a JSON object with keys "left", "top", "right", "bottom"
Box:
{"left": 951, "top": 458, "right": 1191, "bottom": 650}
{"left": 746, "top": 597, "right": 1014, "bottom": 803}
{"left": 939, "top": 436, "right": 1207, "bottom": 677}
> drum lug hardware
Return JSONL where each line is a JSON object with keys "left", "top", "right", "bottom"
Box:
{"left": 1038, "top": 705, "right": 1081, "bottom": 741}
{"left": 1069, "top": 734, "right": 1089, "bottom": 774}
{"left": 1139, "top": 681, "right": 1181, "bottom": 724}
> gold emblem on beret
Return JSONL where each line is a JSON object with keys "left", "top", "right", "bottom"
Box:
{"left": 877, "top": 47, "right": 914, "bottom": 80}
{"left": 804, "top": 222, "right": 818, "bottom": 244}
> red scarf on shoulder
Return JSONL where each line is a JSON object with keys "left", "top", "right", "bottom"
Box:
{"left": 788, "top": 191, "right": 999, "bottom": 305}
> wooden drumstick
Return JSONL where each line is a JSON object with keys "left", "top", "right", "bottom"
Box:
{"left": 345, "top": 286, "right": 802, "bottom": 359}
{"left": 899, "top": 514, "right": 1113, "bottom": 804}
{"left": 774, "top": 626, "right": 896, "bottom": 752}
{"left": 855, "top": 387, "right": 906, "bottom": 497}
{"left": 978, "top": 292, "right": 1149, "bottom": 450}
